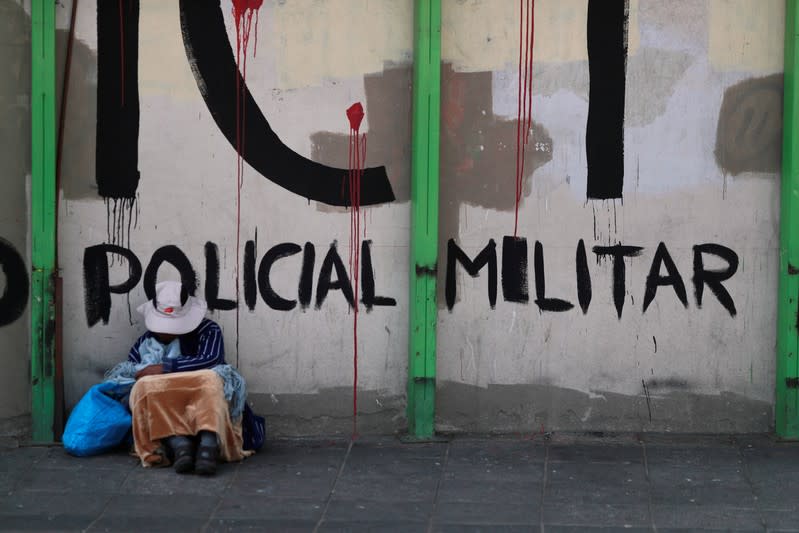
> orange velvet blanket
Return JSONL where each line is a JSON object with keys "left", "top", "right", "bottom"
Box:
{"left": 128, "top": 369, "right": 253, "bottom": 467}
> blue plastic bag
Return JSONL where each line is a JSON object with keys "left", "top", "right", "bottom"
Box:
{"left": 62, "top": 381, "right": 133, "bottom": 457}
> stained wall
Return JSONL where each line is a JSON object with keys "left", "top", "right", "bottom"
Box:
{"left": 0, "top": 0, "right": 785, "bottom": 436}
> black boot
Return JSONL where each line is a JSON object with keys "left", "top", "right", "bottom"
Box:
{"left": 168, "top": 435, "right": 195, "bottom": 474}
{"left": 194, "top": 431, "right": 218, "bottom": 476}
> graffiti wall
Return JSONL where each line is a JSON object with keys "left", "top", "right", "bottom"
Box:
{"left": 0, "top": 0, "right": 784, "bottom": 435}
{"left": 0, "top": 0, "right": 31, "bottom": 437}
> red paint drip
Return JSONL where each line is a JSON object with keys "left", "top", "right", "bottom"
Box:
{"left": 514, "top": 0, "right": 535, "bottom": 237}
{"left": 347, "top": 102, "right": 367, "bottom": 439}
{"left": 231, "top": 0, "right": 263, "bottom": 363}
{"left": 118, "top": 0, "right": 125, "bottom": 106}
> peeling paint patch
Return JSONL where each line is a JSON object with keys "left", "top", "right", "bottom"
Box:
{"left": 715, "top": 74, "right": 782, "bottom": 176}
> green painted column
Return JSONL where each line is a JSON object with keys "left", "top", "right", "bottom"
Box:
{"left": 408, "top": 0, "right": 441, "bottom": 438}
{"left": 30, "top": 0, "right": 57, "bottom": 443}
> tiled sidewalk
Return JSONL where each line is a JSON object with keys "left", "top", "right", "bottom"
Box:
{"left": 1, "top": 433, "right": 798, "bottom": 532}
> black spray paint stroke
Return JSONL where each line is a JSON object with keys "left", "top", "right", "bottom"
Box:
{"left": 315, "top": 242, "right": 355, "bottom": 309}
{"left": 299, "top": 243, "right": 316, "bottom": 310}
{"left": 0, "top": 238, "right": 29, "bottom": 327}
{"left": 142, "top": 245, "right": 198, "bottom": 301}
{"left": 576, "top": 239, "right": 592, "bottom": 314}
{"left": 586, "top": 0, "right": 629, "bottom": 200}
{"left": 502, "top": 236, "right": 529, "bottom": 304}
{"left": 446, "top": 239, "right": 497, "bottom": 311}
{"left": 96, "top": 0, "right": 140, "bottom": 199}
{"left": 534, "top": 241, "right": 574, "bottom": 312}
{"left": 178, "top": 0, "right": 395, "bottom": 206}
{"left": 258, "top": 243, "right": 302, "bottom": 311}
{"left": 693, "top": 244, "right": 738, "bottom": 317}
{"left": 243, "top": 239, "right": 257, "bottom": 311}
{"left": 83, "top": 244, "right": 142, "bottom": 327}
{"left": 204, "top": 242, "right": 237, "bottom": 311}
{"left": 593, "top": 244, "right": 642, "bottom": 318}
{"left": 361, "top": 241, "right": 397, "bottom": 310}
{"left": 643, "top": 242, "right": 688, "bottom": 312}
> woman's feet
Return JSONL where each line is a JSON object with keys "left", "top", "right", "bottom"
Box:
{"left": 194, "top": 430, "right": 219, "bottom": 475}
{"left": 167, "top": 435, "right": 195, "bottom": 474}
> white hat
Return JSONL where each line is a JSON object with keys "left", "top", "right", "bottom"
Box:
{"left": 136, "top": 281, "right": 208, "bottom": 335}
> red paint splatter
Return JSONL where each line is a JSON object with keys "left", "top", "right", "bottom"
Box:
{"left": 231, "top": 0, "right": 263, "bottom": 362}
{"left": 514, "top": 0, "right": 535, "bottom": 237}
{"left": 347, "top": 102, "right": 367, "bottom": 438}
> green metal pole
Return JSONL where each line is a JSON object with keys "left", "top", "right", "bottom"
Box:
{"left": 777, "top": 0, "right": 799, "bottom": 439}
{"left": 407, "top": 0, "right": 441, "bottom": 439}
{"left": 30, "top": 0, "right": 57, "bottom": 443}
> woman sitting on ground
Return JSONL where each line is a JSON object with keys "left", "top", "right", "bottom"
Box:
{"left": 108, "top": 281, "right": 252, "bottom": 475}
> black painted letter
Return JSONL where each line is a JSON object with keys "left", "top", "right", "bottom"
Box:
{"left": 315, "top": 242, "right": 355, "bottom": 309}
{"left": 534, "top": 241, "right": 573, "bottom": 312}
{"left": 446, "top": 239, "right": 497, "bottom": 310}
{"left": 502, "top": 236, "right": 529, "bottom": 304}
{"left": 143, "top": 245, "right": 197, "bottom": 300}
{"left": 258, "top": 243, "right": 302, "bottom": 311}
{"left": 693, "top": 243, "right": 738, "bottom": 316}
{"left": 0, "top": 238, "right": 29, "bottom": 327}
{"left": 361, "top": 241, "right": 397, "bottom": 309}
{"left": 593, "top": 244, "right": 643, "bottom": 318}
{"left": 83, "top": 244, "right": 142, "bottom": 327}
{"left": 643, "top": 242, "right": 687, "bottom": 312}
{"left": 204, "top": 242, "right": 236, "bottom": 311}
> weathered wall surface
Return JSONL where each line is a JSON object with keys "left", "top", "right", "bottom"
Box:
{"left": 1, "top": 0, "right": 779, "bottom": 436}
{"left": 0, "top": 0, "right": 31, "bottom": 438}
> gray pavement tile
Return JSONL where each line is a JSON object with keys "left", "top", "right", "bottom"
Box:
{"left": 87, "top": 515, "right": 208, "bottom": 532}
{"left": 332, "top": 468, "right": 439, "bottom": 502}
{"left": 443, "top": 462, "right": 544, "bottom": 483}
{"left": 0, "top": 447, "right": 49, "bottom": 472}
{"left": 37, "top": 448, "right": 138, "bottom": 470}
{"left": 0, "top": 490, "right": 110, "bottom": 516}
{"left": 546, "top": 526, "right": 656, "bottom": 533}
{"left": 641, "top": 434, "right": 737, "bottom": 447}
{"left": 100, "top": 493, "right": 219, "bottom": 518}
{"left": 433, "top": 526, "right": 540, "bottom": 533}
{"left": 545, "top": 461, "right": 648, "bottom": 505}
{"left": 345, "top": 455, "right": 444, "bottom": 478}
{"left": 650, "top": 484, "right": 756, "bottom": 507}
{"left": 227, "top": 466, "right": 338, "bottom": 499}
{"left": 15, "top": 466, "right": 130, "bottom": 493}
{"left": 433, "top": 501, "right": 538, "bottom": 525}
{"left": 647, "top": 463, "right": 749, "bottom": 486}
{"left": 650, "top": 504, "right": 763, "bottom": 530}
{"left": 764, "top": 509, "right": 799, "bottom": 530}
{"left": 437, "top": 478, "right": 542, "bottom": 504}
{"left": 254, "top": 441, "right": 348, "bottom": 466}
{"left": 542, "top": 502, "right": 650, "bottom": 527}
{"left": 448, "top": 439, "right": 547, "bottom": 463}
{"left": 347, "top": 440, "right": 447, "bottom": 461}
{"left": 319, "top": 522, "right": 430, "bottom": 533}
{"left": 325, "top": 499, "right": 432, "bottom": 522}
{"left": 0, "top": 514, "right": 96, "bottom": 532}
{"left": 547, "top": 445, "right": 644, "bottom": 464}
{"left": 207, "top": 518, "right": 317, "bottom": 532}
{"left": 740, "top": 441, "right": 799, "bottom": 463}
{"left": 645, "top": 446, "right": 743, "bottom": 466}
{"left": 754, "top": 484, "right": 799, "bottom": 511}
{"left": 118, "top": 463, "right": 236, "bottom": 495}
{"left": 213, "top": 495, "right": 324, "bottom": 521}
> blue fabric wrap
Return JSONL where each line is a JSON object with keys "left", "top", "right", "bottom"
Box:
{"left": 62, "top": 381, "right": 133, "bottom": 457}
{"left": 242, "top": 403, "right": 266, "bottom": 451}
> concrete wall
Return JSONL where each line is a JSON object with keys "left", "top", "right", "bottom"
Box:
{"left": 1, "top": 0, "right": 782, "bottom": 436}
{"left": 0, "top": 0, "right": 31, "bottom": 439}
